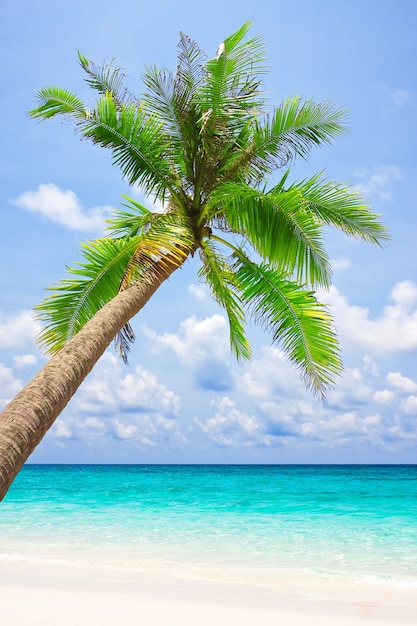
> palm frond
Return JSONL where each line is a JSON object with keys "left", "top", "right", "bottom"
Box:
{"left": 118, "top": 209, "right": 195, "bottom": 291}
{"left": 35, "top": 238, "right": 141, "bottom": 354}
{"left": 208, "top": 180, "right": 332, "bottom": 288}
{"left": 142, "top": 66, "right": 178, "bottom": 134}
{"left": 203, "top": 21, "right": 267, "bottom": 116}
{"left": 31, "top": 88, "right": 185, "bottom": 206}
{"left": 284, "top": 174, "right": 390, "bottom": 244}
{"left": 199, "top": 240, "right": 251, "bottom": 360}
{"left": 78, "top": 52, "right": 131, "bottom": 106}
{"left": 142, "top": 65, "right": 190, "bottom": 184}
{"left": 29, "top": 86, "right": 86, "bottom": 119}
{"left": 82, "top": 93, "right": 183, "bottom": 202}
{"left": 233, "top": 253, "right": 343, "bottom": 396}
{"left": 106, "top": 194, "right": 158, "bottom": 238}
{"left": 266, "top": 97, "right": 347, "bottom": 163}
{"left": 174, "top": 32, "right": 207, "bottom": 105}
{"left": 223, "top": 97, "right": 347, "bottom": 184}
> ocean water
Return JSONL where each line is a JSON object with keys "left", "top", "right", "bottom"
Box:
{"left": 1, "top": 464, "right": 416, "bottom": 590}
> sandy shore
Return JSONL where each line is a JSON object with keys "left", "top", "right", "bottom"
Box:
{"left": 0, "top": 559, "right": 416, "bottom": 626}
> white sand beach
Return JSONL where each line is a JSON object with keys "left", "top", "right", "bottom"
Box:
{"left": 1, "top": 559, "right": 416, "bottom": 626}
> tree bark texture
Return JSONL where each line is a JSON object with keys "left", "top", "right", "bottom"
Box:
{"left": 0, "top": 258, "right": 183, "bottom": 500}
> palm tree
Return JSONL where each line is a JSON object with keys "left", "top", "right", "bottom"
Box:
{"left": 0, "top": 22, "right": 388, "bottom": 500}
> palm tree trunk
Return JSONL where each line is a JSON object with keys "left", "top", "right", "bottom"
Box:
{"left": 0, "top": 257, "right": 184, "bottom": 500}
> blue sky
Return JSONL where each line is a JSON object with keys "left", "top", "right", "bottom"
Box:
{"left": 1, "top": 0, "right": 416, "bottom": 464}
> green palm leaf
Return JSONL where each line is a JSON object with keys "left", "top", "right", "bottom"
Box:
{"left": 284, "top": 173, "right": 390, "bottom": 244}
{"left": 208, "top": 180, "right": 332, "bottom": 288}
{"left": 29, "top": 86, "right": 86, "bottom": 119}
{"left": 35, "top": 238, "right": 141, "bottom": 355}
{"left": 36, "top": 209, "right": 194, "bottom": 355}
{"left": 203, "top": 20, "right": 267, "bottom": 116}
{"left": 199, "top": 240, "right": 251, "bottom": 360}
{"left": 266, "top": 97, "right": 347, "bottom": 162}
{"left": 227, "top": 98, "right": 346, "bottom": 184}
{"left": 106, "top": 194, "right": 156, "bottom": 238}
{"left": 78, "top": 52, "right": 130, "bottom": 106}
{"left": 233, "top": 253, "right": 343, "bottom": 396}
{"left": 117, "top": 208, "right": 195, "bottom": 291}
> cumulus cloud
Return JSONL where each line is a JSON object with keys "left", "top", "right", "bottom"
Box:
{"left": 387, "top": 372, "right": 417, "bottom": 393}
{"left": 53, "top": 419, "right": 73, "bottom": 440}
{"left": 48, "top": 352, "right": 187, "bottom": 449}
{"left": 143, "top": 314, "right": 230, "bottom": 366}
{"left": 13, "top": 183, "right": 113, "bottom": 232}
{"left": 13, "top": 354, "right": 38, "bottom": 369}
{"left": 0, "top": 310, "right": 40, "bottom": 349}
{"left": 188, "top": 284, "right": 207, "bottom": 300}
{"left": 0, "top": 364, "right": 22, "bottom": 409}
{"left": 331, "top": 256, "right": 352, "bottom": 272}
{"left": 401, "top": 395, "right": 417, "bottom": 416}
{"left": 373, "top": 389, "right": 394, "bottom": 404}
{"left": 189, "top": 334, "right": 417, "bottom": 454}
{"left": 322, "top": 281, "right": 417, "bottom": 353}
{"left": 75, "top": 353, "right": 180, "bottom": 417}
{"left": 194, "top": 396, "right": 260, "bottom": 447}
{"left": 354, "top": 165, "right": 403, "bottom": 201}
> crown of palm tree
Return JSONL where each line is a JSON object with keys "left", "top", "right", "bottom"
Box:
{"left": 30, "top": 21, "right": 389, "bottom": 397}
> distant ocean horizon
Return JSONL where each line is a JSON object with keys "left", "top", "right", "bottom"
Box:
{"left": 1, "top": 464, "right": 416, "bottom": 590}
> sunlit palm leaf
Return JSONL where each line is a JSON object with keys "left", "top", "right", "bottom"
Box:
{"left": 223, "top": 98, "right": 346, "bottom": 184}
{"left": 203, "top": 20, "right": 267, "bottom": 116}
{"left": 35, "top": 238, "right": 141, "bottom": 354}
{"left": 29, "top": 22, "right": 389, "bottom": 398}
{"left": 199, "top": 240, "right": 251, "bottom": 360}
{"left": 265, "top": 97, "right": 347, "bottom": 162}
{"left": 174, "top": 32, "right": 207, "bottom": 106}
{"left": 29, "top": 87, "right": 86, "bottom": 119}
{"left": 233, "top": 253, "right": 343, "bottom": 396}
{"left": 118, "top": 210, "right": 195, "bottom": 291}
{"left": 83, "top": 94, "right": 183, "bottom": 202}
{"left": 208, "top": 181, "right": 332, "bottom": 288}
{"left": 284, "top": 174, "right": 390, "bottom": 244}
{"left": 107, "top": 195, "right": 158, "bottom": 238}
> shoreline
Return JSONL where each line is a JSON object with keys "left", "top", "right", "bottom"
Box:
{"left": 1, "top": 557, "right": 416, "bottom": 626}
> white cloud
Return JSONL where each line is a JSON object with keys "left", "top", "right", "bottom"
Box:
{"left": 188, "top": 283, "right": 207, "bottom": 300}
{"left": 387, "top": 372, "right": 417, "bottom": 393}
{"left": 194, "top": 396, "right": 260, "bottom": 447}
{"left": 13, "top": 354, "right": 38, "bottom": 369}
{"left": 0, "top": 364, "right": 23, "bottom": 410}
{"left": 401, "top": 395, "right": 417, "bottom": 415}
{"left": 118, "top": 368, "right": 180, "bottom": 414}
{"left": 75, "top": 353, "right": 180, "bottom": 416}
{"left": 331, "top": 256, "right": 352, "bottom": 271}
{"left": 189, "top": 333, "right": 417, "bottom": 453}
{"left": 373, "top": 390, "right": 394, "bottom": 404}
{"left": 14, "top": 183, "right": 113, "bottom": 231}
{"left": 322, "top": 281, "right": 417, "bottom": 353}
{"left": 53, "top": 419, "right": 73, "bottom": 439}
{"left": 354, "top": 165, "right": 403, "bottom": 201}
{"left": 111, "top": 413, "right": 187, "bottom": 447}
{"left": 143, "top": 314, "right": 229, "bottom": 366}
{"left": 113, "top": 419, "right": 139, "bottom": 440}
{"left": 0, "top": 310, "right": 40, "bottom": 349}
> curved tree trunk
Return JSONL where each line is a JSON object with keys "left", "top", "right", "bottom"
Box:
{"left": 0, "top": 257, "right": 185, "bottom": 500}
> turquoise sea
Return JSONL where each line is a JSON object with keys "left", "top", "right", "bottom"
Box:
{"left": 1, "top": 465, "right": 416, "bottom": 589}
